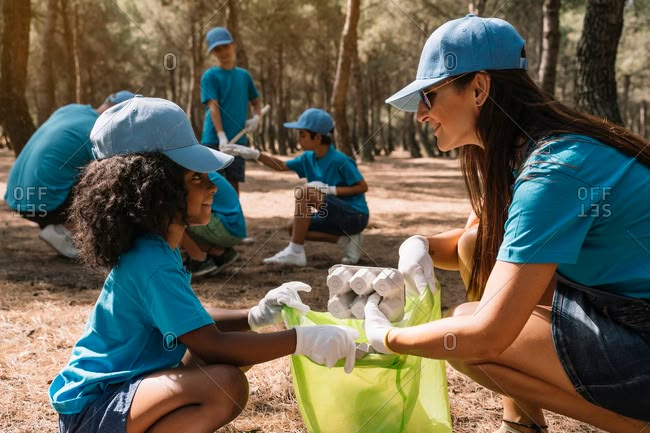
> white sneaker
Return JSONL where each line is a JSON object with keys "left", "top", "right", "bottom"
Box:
{"left": 39, "top": 224, "right": 79, "bottom": 259}
{"left": 341, "top": 233, "right": 363, "bottom": 265}
{"left": 241, "top": 236, "right": 255, "bottom": 245}
{"left": 263, "top": 246, "right": 307, "bottom": 266}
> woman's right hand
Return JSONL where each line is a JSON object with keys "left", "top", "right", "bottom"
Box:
{"left": 398, "top": 235, "right": 436, "bottom": 295}
{"left": 293, "top": 325, "right": 359, "bottom": 373}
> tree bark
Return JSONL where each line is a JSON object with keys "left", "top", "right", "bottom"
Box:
{"left": 468, "top": 0, "right": 488, "bottom": 16}
{"left": 330, "top": 0, "right": 361, "bottom": 156}
{"left": 38, "top": 0, "right": 59, "bottom": 124}
{"left": 575, "top": 0, "right": 625, "bottom": 124}
{"left": 353, "top": 48, "right": 373, "bottom": 162}
{"left": 0, "top": 0, "right": 36, "bottom": 156}
{"left": 226, "top": 0, "right": 249, "bottom": 71}
{"left": 538, "top": 0, "right": 561, "bottom": 96}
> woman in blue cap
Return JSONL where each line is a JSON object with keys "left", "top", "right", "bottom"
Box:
{"left": 363, "top": 15, "right": 650, "bottom": 433}
{"left": 49, "top": 97, "right": 359, "bottom": 433}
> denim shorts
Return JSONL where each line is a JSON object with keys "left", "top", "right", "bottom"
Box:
{"left": 205, "top": 143, "right": 246, "bottom": 182}
{"left": 58, "top": 376, "right": 144, "bottom": 433}
{"left": 551, "top": 274, "right": 650, "bottom": 422}
{"left": 309, "top": 195, "right": 369, "bottom": 236}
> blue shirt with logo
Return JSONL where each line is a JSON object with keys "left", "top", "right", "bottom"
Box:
{"left": 209, "top": 172, "right": 246, "bottom": 238}
{"left": 49, "top": 234, "right": 214, "bottom": 414}
{"left": 201, "top": 66, "right": 259, "bottom": 146}
{"left": 498, "top": 134, "right": 650, "bottom": 298}
{"left": 286, "top": 145, "right": 368, "bottom": 215}
{"left": 4, "top": 104, "right": 98, "bottom": 213}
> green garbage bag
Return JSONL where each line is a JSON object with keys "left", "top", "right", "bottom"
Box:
{"left": 283, "top": 282, "right": 452, "bottom": 433}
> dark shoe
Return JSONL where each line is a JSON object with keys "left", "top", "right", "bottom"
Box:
{"left": 185, "top": 257, "right": 218, "bottom": 277}
{"left": 209, "top": 248, "right": 240, "bottom": 275}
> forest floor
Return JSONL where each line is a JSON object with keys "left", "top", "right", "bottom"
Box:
{"left": 0, "top": 148, "right": 602, "bottom": 432}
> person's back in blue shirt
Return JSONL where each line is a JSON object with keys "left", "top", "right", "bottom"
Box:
{"left": 208, "top": 171, "right": 246, "bottom": 238}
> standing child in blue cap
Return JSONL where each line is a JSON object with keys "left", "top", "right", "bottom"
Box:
{"left": 4, "top": 90, "right": 135, "bottom": 258}
{"left": 362, "top": 14, "right": 650, "bottom": 433}
{"left": 222, "top": 108, "right": 369, "bottom": 267}
{"left": 49, "top": 97, "right": 359, "bottom": 433}
{"left": 201, "top": 27, "right": 262, "bottom": 197}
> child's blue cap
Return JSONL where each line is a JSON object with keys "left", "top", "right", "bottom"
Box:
{"left": 105, "top": 90, "right": 136, "bottom": 105}
{"left": 284, "top": 108, "right": 334, "bottom": 136}
{"left": 386, "top": 15, "right": 528, "bottom": 112}
{"left": 91, "top": 96, "right": 234, "bottom": 173}
{"left": 206, "top": 27, "right": 234, "bottom": 53}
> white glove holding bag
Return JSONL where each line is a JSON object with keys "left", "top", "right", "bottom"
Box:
{"left": 306, "top": 181, "right": 337, "bottom": 196}
{"left": 218, "top": 131, "right": 229, "bottom": 148}
{"left": 244, "top": 114, "right": 260, "bottom": 133}
{"left": 398, "top": 235, "right": 436, "bottom": 296}
{"left": 248, "top": 282, "right": 312, "bottom": 332}
{"left": 363, "top": 294, "right": 395, "bottom": 354}
{"left": 294, "top": 325, "right": 359, "bottom": 373}
{"left": 220, "top": 143, "right": 261, "bottom": 161}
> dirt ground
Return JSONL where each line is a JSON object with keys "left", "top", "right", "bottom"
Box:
{"left": 0, "top": 148, "right": 602, "bottom": 432}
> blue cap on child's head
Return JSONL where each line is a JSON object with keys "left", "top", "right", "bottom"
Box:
{"left": 284, "top": 108, "right": 334, "bottom": 136}
{"left": 91, "top": 96, "right": 234, "bottom": 173}
{"left": 386, "top": 14, "right": 528, "bottom": 112}
{"left": 105, "top": 90, "right": 136, "bottom": 105}
{"left": 206, "top": 27, "right": 234, "bottom": 53}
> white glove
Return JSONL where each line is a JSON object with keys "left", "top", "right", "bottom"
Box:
{"left": 306, "top": 181, "right": 337, "bottom": 196}
{"left": 244, "top": 114, "right": 260, "bottom": 133}
{"left": 220, "top": 143, "right": 261, "bottom": 161}
{"left": 398, "top": 235, "right": 436, "bottom": 296}
{"left": 248, "top": 282, "right": 312, "bottom": 331}
{"left": 363, "top": 294, "right": 395, "bottom": 354}
{"left": 294, "top": 325, "right": 359, "bottom": 373}
{"left": 218, "top": 131, "right": 229, "bottom": 148}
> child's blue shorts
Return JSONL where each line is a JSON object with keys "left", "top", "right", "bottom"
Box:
{"left": 309, "top": 195, "right": 368, "bottom": 236}
{"left": 58, "top": 375, "right": 144, "bottom": 433}
{"left": 552, "top": 275, "right": 650, "bottom": 422}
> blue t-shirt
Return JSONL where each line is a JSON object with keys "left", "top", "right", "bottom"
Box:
{"left": 49, "top": 234, "right": 214, "bottom": 414}
{"left": 498, "top": 134, "right": 650, "bottom": 298}
{"left": 209, "top": 172, "right": 246, "bottom": 238}
{"left": 286, "top": 145, "right": 369, "bottom": 215}
{"left": 201, "top": 66, "right": 259, "bottom": 145}
{"left": 4, "top": 104, "right": 98, "bottom": 212}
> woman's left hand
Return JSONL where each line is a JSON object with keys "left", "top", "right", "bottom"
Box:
{"left": 248, "top": 281, "right": 312, "bottom": 331}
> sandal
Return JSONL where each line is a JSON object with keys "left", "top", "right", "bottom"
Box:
{"left": 501, "top": 419, "right": 548, "bottom": 433}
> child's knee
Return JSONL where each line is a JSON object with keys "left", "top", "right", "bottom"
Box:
{"left": 204, "top": 365, "right": 249, "bottom": 422}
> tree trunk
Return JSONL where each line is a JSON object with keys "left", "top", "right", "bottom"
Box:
{"left": 60, "top": 0, "right": 76, "bottom": 104}
{"left": 226, "top": 0, "right": 249, "bottom": 71}
{"left": 330, "top": 0, "right": 361, "bottom": 156}
{"left": 538, "top": 0, "right": 561, "bottom": 96}
{"left": 38, "top": 0, "right": 59, "bottom": 124}
{"left": 621, "top": 74, "right": 631, "bottom": 126}
{"left": 641, "top": 100, "right": 647, "bottom": 139}
{"left": 404, "top": 113, "right": 420, "bottom": 157}
{"left": 186, "top": 6, "right": 206, "bottom": 136}
{"left": 0, "top": 0, "right": 36, "bottom": 156}
{"left": 353, "top": 49, "right": 373, "bottom": 162}
{"left": 575, "top": 0, "right": 625, "bottom": 124}
{"left": 468, "top": 0, "right": 489, "bottom": 15}
{"left": 276, "top": 44, "right": 287, "bottom": 155}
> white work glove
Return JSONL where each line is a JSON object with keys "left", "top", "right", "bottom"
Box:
{"left": 294, "top": 325, "right": 359, "bottom": 373}
{"left": 218, "top": 131, "right": 229, "bottom": 148}
{"left": 220, "top": 143, "right": 261, "bottom": 161}
{"left": 244, "top": 114, "right": 260, "bottom": 133}
{"left": 248, "top": 281, "right": 312, "bottom": 332}
{"left": 398, "top": 235, "right": 436, "bottom": 296}
{"left": 363, "top": 294, "right": 395, "bottom": 354}
{"left": 306, "top": 180, "right": 337, "bottom": 196}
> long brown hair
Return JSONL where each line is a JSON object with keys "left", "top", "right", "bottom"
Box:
{"left": 455, "top": 70, "right": 650, "bottom": 301}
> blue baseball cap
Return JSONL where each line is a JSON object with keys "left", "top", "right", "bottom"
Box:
{"left": 91, "top": 96, "right": 233, "bottom": 173}
{"left": 105, "top": 90, "right": 136, "bottom": 105}
{"left": 284, "top": 108, "right": 334, "bottom": 136}
{"left": 386, "top": 14, "right": 528, "bottom": 112}
{"left": 206, "top": 27, "right": 234, "bottom": 53}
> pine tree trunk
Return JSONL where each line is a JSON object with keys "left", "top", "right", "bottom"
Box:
{"left": 226, "top": 0, "right": 249, "bottom": 71}
{"left": 0, "top": 0, "right": 36, "bottom": 156}
{"left": 538, "top": 0, "right": 561, "bottom": 96}
{"left": 38, "top": 0, "right": 58, "bottom": 124}
{"left": 330, "top": 0, "right": 360, "bottom": 156}
{"left": 60, "top": 0, "right": 76, "bottom": 104}
{"left": 575, "top": 0, "right": 624, "bottom": 124}
{"left": 468, "top": 0, "right": 489, "bottom": 15}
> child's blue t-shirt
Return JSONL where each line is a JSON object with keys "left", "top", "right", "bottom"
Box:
{"left": 285, "top": 145, "right": 369, "bottom": 215}
{"left": 497, "top": 134, "right": 650, "bottom": 298}
{"left": 200, "top": 66, "right": 259, "bottom": 145}
{"left": 209, "top": 172, "right": 247, "bottom": 238}
{"left": 4, "top": 104, "right": 98, "bottom": 213}
{"left": 49, "top": 234, "right": 214, "bottom": 415}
